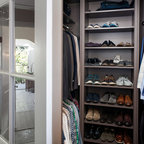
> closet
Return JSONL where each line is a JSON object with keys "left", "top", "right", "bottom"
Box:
{"left": 62, "top": 0, "right": 139, "bottom": 144}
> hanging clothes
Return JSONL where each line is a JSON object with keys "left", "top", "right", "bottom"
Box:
{"left": 62, "top": 99, "right": 82, "bottom": 144}
{"left": 137, "top": 37, "right": 144, "bottom": 100}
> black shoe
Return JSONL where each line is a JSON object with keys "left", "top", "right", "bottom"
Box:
{"left": 101, "top": 41, "right": 109, "bottom": 47}
{"left": 86, "top": 93, "right": 93, "bottom": 103}
{"left": 100, "top": 111, "right": 108, "bottom": 123}
{"left": 93, "top": 127, "right": 103, "bottom": 139}
{"left": 108, "top": 40, "right": 115, "bottom": 47}
{"left": 85, "top": 125, "right": 94, "bottom": 139}
{"left": 107, "top": 113, "right": 114, "bottom": 124}
{"left": 93, "top": 93, "right": 100, "bottom": 103}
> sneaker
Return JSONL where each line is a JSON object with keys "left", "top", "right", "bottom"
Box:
{"left": 86, "top": 24, "right": 94, "bottom": 29}
{"left": 93, "top": 75, "right": 101, "bottom": 85}
{"left": 100, "top": 92, "right": 110, "bottom": 103}
{"left": 85, "top": 74, "right": 94, "bottom": 84}
{"left": 101, "top": 75, "right": 109, "bottom": 85}
{"left": 117, "top": 61, "right": 125, "bottom": 67}
{"left": 113, "top": 55, "right": 121, "bottom": 64}
{"left": 108, "top": 93, "right": 117, "bottom": 104}
{"left": 123, "top": 77, "right": 133, "bottom": 87}
{"left": 125, "top": 61, "right": 133, "bottom": 67}
{"left": 102, "top": 21, "right": 110, "bottom": 27}
{"left": 102, "top": 60, "right": 110, "bottom": 66}
{"left": 110, "top": 21, "right": 119, "bottom": 27}
{"left": 116, "top": 77, "right": 125, "bottom": 86}
{"left": 86, "top": 93, "right": 93, "bottom": 103}
{"left": 93, "top": 93, "right": 100, "bottom": 103}
{"left": 93, "top": 24, "right": 101, "bottom": 28}
{"left": 109, "top": 75, "right": 116, "bottom": 85}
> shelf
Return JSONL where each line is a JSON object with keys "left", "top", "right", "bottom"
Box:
{"left": 63, "top": 12, "right": 75, "bottom": 24}
{"left": 84, "top": 138, "right": 117, "bottom": 144}
{"left": 84, "top": 65, "right": 134, "bottom": 69}
{"left": 84, "top": 102, "right": 133, "bottom": 110}
{"left": 84, "top": 84, "right": 134, "bottom": 89}
{"left": 85, "top": 8, "right": 134, "bottom": 18}
{"left": 84, "top": 120, "right": 133, "bottom": 130}
{"left": 85, "top": 26, "right": 134, "bottom": 33}
{"left": 85, "top": 47, "right": 134, "bottom": 50}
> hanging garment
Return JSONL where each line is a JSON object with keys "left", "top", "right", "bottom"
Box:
{"left": 137, "top": 37, "right": 144, "bottom": 100}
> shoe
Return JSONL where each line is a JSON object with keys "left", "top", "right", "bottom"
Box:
{"left": 125, "top": 95, "right": 132, "bottom": 106}
{"left": 124, "top": 113, "right": 132, "bottom": 127}
{"left": 93, "top": 24, "right": 101, "bottom": 28}
{"left": 117, "top": 94, "right": 125, "bottom": 105}
{"left": 100, "top": 111, "right": 108, "bottom": 123}
{"left": 86, "top": 93, "right": 93, "bottom": 103}
{"left": 101, "top": 75, "right": 109, "bottom": 85}
{"left": 107, "top": 113, "right": 114, "bottom": 124}
{"left": 124, "top": 133, "right": 132, "bottom": 144}
{"left": 84, "top": 124, "right": 92, "bottom": 139}
{"left": 113, "top": 55, "right": 121, "bottom": 64}
{"left": 125, "top": 42, "right": 132, "bottom": 47}
{"left": 110, "top": 21, "right": 119, "bottom": 27}
{"left": 109, "top": 59, "right": 116, "bottom": 66}
{"left": 116, "top": 77, "right": 124, "bottom": 86}
{"left": 102, "top": 21, "right": 110, "bottom": 27}
{"left": 109, "top": 40, "right": 116, "bottom": 47}
{"left": 93, "top": 58, "right": 101, "bottom": 65}
{"left": 93, "top": 93, "right": 100, "bottom": 103}
{"left": 117, "top": 61, "right": 125, "bottom": 67}
{"left": 100, "top": 92, "right": 110, "bottom": 103}
{"left": 85, "top": 74, "right": 94, "bottom": 84}
{"left": 101, "top": 40, "right": 109, "bottom": 47}
{"left": 108, "top": 93, "right": 117, "bottom": 104}
{"left": 123, "top": 77, "right": 133, "bottom": 87}
{"left": 109, "top": 75, "right": 116, "bottom": 85}
{"left": 115, "top": 111, "right": 123, "bottom": 126}
{"left": 117, "top": 42, "right": 125, "bottom": 47}
{"left": 93, "top": 109, "right": 100, "bottom": 121}
{"left": 93, "top": 127, "right": 103, "bottom": 139}
{"left": 125, "top": 61, "right": 133, "bottom": 67}
{"left": 100, "top": 128, "right": 109, "bottom": 141}
{"left": 115, "top": 131, "right": 123, "bottom": 144}
{"left": 102, "top": 60, "right": 110, "bottom": 66}
{"left": 86, "top": 24, "right": 94, "bottom": 29}
{"left": 93, "top": 75, "right": 101, "bottom": 85}
{"left": 86, "top": 125, "right": 94, "bottom": 139}
{"left": 107, "top": 128, "right": 115, "bottom": 142}
{"left": 85, "top": 108, "right": 94, "bottom": 121}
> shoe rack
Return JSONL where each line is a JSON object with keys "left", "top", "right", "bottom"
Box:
{"left": 80, "top": 0, "right": 140, "bottom": 144}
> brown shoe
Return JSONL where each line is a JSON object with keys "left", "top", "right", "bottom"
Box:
{"left": 124, "top": 133, "right": 132, "bottom": 144}
{"left": 115, "top": 111, "right": 123, "bottom": 126}
{"left": 125, "top": 95, "right": 132, "bottom": 106}
{"left": 86, "top": 108, "right": 93, "bottom": 121}
{"left": 115, "top": 132, "right": 123, "bottom": 143}
{"left": 124, "top": 113, "right": 132, "bottom": 127}
{"left": 117, "top": 94, "right": 124, "bottom": 105}
{"left": 101, "top": 75, "right": 109, "bottom": 85}
{"left": 109, "top": 75, "right": 116, "bottom": 85}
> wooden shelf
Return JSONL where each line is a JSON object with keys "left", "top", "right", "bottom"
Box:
{"left": 84, "top": 120, "right": 133, "bottom": 130}
{"left": 84, "top": 65, "right": 134, "bottom": 69}
{"left": 84, "top": 84, "right": 134, "bottom": 89}
{"left": 85, "top": 8, "right": 134, "bottom": 18}
{"left": 84, "top": 138, "right": 117, "bottom": 144}
{"left": 84, "top": 102, "right": 133, "bottom": 109}
{"left": 85, "top": 26, "right": 134, "bottom": 33}
{"left": 63, "top": 12, "right": 75, "bottom": 24}
{"left": 85, "top": 46, "right": 134, "bottom": 50}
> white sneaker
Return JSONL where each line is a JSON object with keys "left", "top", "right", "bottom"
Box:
{"left": 113, "top": 55, "right": 121, "bottom": 64}
{"left": 123, "top": 77, "right": 133, "bottom": 86}
{"left": 116, "top": 77, "right": 124, "bottom": 86}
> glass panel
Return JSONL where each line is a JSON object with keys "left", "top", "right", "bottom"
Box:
{"left": 15, "top": 0, "right": 35, "bottom": 75}
{"left": 15, "top": 78, "right": 35, "bottom": 144}
{"left": 0, "top": 4, "right": 9, "bottom": 72}
{"left": 0, "top": 74, "right": 9, "bottom": 141}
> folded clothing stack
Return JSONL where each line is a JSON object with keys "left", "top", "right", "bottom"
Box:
{"left": 97, "top": 0, "right": 133, "bottom": 11}
{"left": 63, "top": 2, "right": 71, "bottom": 16}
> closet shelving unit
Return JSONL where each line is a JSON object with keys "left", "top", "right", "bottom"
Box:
{"left": 80, "top": 0, "right": 139, "bottom": 144}
{"left": 63, "top": 12, "right": 75, "bottom": 24}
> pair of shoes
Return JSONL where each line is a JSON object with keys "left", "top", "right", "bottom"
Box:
{"left": 117, "top": 60, "right": 133, "bottom": 67}
{"left": 85, "top": 74, "right": 101, "bottom": 85}
{"left": 101, "top": 75, "right": 116, "bottom": 85}
{"left": 85, "top": 125, "right": 103, "bottom": 139}
{"left": 85, "top": 108, "right": 100, "bottom": 121}
{"left": 100, "top": 111, "right": 114, "bottom": 124}
{"left": 115, "top": 132, "right": 132, "bottom": 144}
{"left": 86, "top": 58, "right": 101, "bottom": 65}
{"left": 117, "top": 94, "right": 132, "bottom": 106}
{"left": 100, "top": 128, "right": 115, "bottom": 142}
{"left": 102, "top": 59, "right": 116, "bottom": 66}
{"left": 100, "top": 92, "right": 116, "bottom": 104}
{"left": 117, "top": 42, "right": 132, "bottom": 47}
{"left": 116, "top": 77, "right": 133, "bottom": 87}
{"left": 102, "top": 21, "right": 119, "bottom": 27}
{"left": 115, "top": 111, "right": 132, "bottom": 127}
{"left": 86, "top": 93, "right": 100, "bottom": 103}
{"left": 85, "top": 42, "right": 101, "bottom": 47}
{"left": 86, "top": 24, "right": 101, "bottom": 29}
{"left": 101, "top": 40, "right": 115, "bottom": 47}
